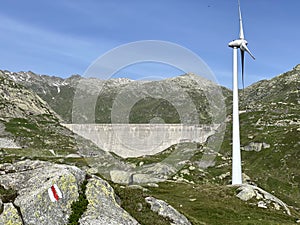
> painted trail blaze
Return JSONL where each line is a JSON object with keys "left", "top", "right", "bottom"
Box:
{"left": 48, "top": 184, "right": 63, "bottom": 202}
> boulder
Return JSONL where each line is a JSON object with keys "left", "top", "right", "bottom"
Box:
{"left": 257, "top": 201, "right": 268, "bottom": 209}
{"left": 236, "top": 185, "right": 256, "bottom": 201}
{"left": 110, "top": 170, "right": 133, "bottom": 184}
{"left": 242, "top": 142, "right": 263, "bottom": 152}
{"left": 145, "top": 196, "right": 191, "bottom": 225}
{"left": 235, "top": 184, "right": 291, "bottom": 215}
{"left": 242, "top": 142, "right": 270, "bottom": 152}
{"left": 0, "top": 203, "right": 23, "bottom": 225}
{"left": 0, "top": 160, "right": 86, "bottom": 225}
{"left": 79, "top": 176, "right": 140, "bottom": 225}
{"left": 133, "top": 173, "right": 164, "bottom": 184}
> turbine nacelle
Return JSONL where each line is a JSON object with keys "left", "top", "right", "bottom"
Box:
{"left": 228, "top": 39, "right": 255, "bottom": 60}
{"left": 228, "top": 39, "right": 248, "bottom": 48}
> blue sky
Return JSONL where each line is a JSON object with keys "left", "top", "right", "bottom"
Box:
{"left": 0, "top": 0, "right": 299, "bottom": 88}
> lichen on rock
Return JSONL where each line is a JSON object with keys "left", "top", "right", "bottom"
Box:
{"left": 0, "top": 160, "right": 86, "bottom": 225}
{"left": 145, "top": 196, "right": 192, "bottom": 225}
{"left": 79, "top": 176, "right": 140, "bottom": 225}
{"left": 0, "top": 203, "right": 23, "bottom": 225}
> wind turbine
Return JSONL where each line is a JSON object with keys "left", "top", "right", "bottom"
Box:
{"left": 228, "top": 0, "right": 255, "bottom": 185}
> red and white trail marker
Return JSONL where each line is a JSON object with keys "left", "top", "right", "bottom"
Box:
{"left": 48, "top": 184, "right": 63, "bottom": 202}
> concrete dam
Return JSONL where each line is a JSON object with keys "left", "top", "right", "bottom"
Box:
{"left": 63, "top": 124, "right": 219, "bottom": 158}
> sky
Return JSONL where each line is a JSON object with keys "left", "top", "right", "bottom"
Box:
{"left": 0, "top": 0, "right": 300, "bottom": 88}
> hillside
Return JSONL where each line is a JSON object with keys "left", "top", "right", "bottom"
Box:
{"left": 0, "top": 75, "right": 129, "bottom": 175}
{"left": 0, "top": 67, "right": 299, "bottom": 224}
{"left": 241, "top": 64, "right": 300, "bottom": 110}
{"left": 0, "top": 70, "right": 80, "bottom": 122}
{"left": 0, "top": 74, "right": 74, "bottom": 153}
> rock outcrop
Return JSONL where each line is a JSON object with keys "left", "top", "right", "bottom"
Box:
{"left": 0, "top": 202, "right": 23, "bottom": 225}
{"left": 0, "top": 160, "right": 141, "bottom": 225}
{"left": 235, "top": 184, "right": 291, "bottom": 215}
{"left": 0, "top": 75, "right": 57, "bottom": 119}
{"left": 145, "top": 196, "right": 191, "bottom": 225}
{"left": 0, "top": 160, "right": 85, "bottom": 225}
{"left": 241, "top": 142, "right": 270, "bottom": 152}
{"left": 79, "top": 176, "right": 140, "bottom": 225}
{"left": 0, "top": 137, "right": 20, "bottom": 149}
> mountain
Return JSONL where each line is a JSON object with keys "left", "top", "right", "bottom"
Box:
{"left": 0, "top": 74, "right": 127, "bottom": 171}
{"left": 0, "top": 74, "right": 74, "bottom": 152}
{"left": 1, "top": 70, "right": 80, "bottom": 122}
{"left": 0, "top": 74, "right": 57, "bottom": 119}
{"left": 0, "top": 66, "right": 300, "bottom": 224}
{"left": 241, "top": 64, "right": 300, "bottom": 110}
{"left": 1, "top": 70, "right": 231, "bottom": 124}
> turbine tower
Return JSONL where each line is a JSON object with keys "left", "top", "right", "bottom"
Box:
{"left": 228, "top": 0, "right": 255, "bottom": 185}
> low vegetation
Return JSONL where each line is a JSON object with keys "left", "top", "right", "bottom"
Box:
{"left": 0, "top": 185, "right": 17, "bottom": 203}
{"left": 111, "top": 183, "right": 172, "bottom": 225}
{"left": 67, "top": 179, "right": 89, "bottom": 225}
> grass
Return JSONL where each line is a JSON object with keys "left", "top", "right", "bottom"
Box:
{"left": 3, "top": 114, "right": 77, "bottom": 153}
{"left": 111, "top": 183, "right": 172, "bottom": 225}
{"left": 109, "top": 181, "right": 299, "bottom": 225}
{"left": 67, "top": 179, "right": 89, "bottom": 225}
{"left": 147, "top": 182, "right": 297, "bottom": 225}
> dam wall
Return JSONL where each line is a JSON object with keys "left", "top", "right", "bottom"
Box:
{"left": 63, "top": 124, "right": 219, "bottom": 158}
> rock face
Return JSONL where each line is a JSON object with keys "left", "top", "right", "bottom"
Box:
{"left": 145, "top": 196, "right": 191, "bottom": 225}
{"left": 0, "top": 70, "right": 82, "bottom": 123}
{"left": 0, "top": 74, "right": 57, "bottom": 119}
{"left": 79, "top": 176, "right": 140, "bottom": 225}
{"left": 0, "top": 160, "right": 85, "bottom": 225}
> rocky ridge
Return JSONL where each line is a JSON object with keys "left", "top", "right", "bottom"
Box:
{"left": 1, "top": 70, "right": 230, "bottom": 123}
{"left": 0, "top": 75, "right": 57, "bottom": 119}
{"left": 241, "top": 64, "right": 300, "bottom": 110}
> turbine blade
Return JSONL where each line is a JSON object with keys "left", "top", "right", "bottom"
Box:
{"left": 241, "top": 49, "right": 245, "bottom": 90}
{"left": 241, "top": 43, "right": 255, "bottom": 60}
{"left": 238, "top": 0, "right": 244, "bottom": 39}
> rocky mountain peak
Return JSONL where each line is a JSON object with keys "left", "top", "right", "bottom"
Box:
{"left": 0, "top": 74, "right": 57, "bottom": 119}
{"left": 293, "top": 64, "right": 300, "bottom": 71}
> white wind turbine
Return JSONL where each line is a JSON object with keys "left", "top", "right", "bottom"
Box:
{"left": 228, "top": 0, "right": 255, "bottom": 185}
